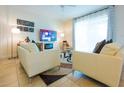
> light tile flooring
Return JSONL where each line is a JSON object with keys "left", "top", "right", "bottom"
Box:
{"left": 0, "top": 58, "right": 124, "bottom": 87}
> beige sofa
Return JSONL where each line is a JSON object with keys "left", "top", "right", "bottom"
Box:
{"left": 18, "top": 43, "right": 60, "bottom": 77}
{"left": 72, "top": 43, "right": 124, "bottom": 87}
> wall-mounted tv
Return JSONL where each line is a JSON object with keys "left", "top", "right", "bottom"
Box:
{"left": 40, "top": 29, "right": 57, "bottom": 42}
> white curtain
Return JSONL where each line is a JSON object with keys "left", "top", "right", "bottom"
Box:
{"left": 0, "top": 6, "right": 11, "bottom": 59}
{"left": 74, "top": 7, "right": 114, "bottom": 52}
{"left": 107, "top": 6, "right": 115, "bottom": 41}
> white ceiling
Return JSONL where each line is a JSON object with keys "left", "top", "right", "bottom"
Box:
{"left": 10, "top": 5, "right": 107, "bottom": 21}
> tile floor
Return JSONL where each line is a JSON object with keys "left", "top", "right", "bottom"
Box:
{"left": 0, "top": 58, "right": 124, "bottom": 87}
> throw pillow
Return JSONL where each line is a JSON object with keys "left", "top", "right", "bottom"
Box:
{"left": 100, "top": 43, "right": 120, "bottom": 56}
{"left": 93, "top": 39, "right": 106, "bottom": 53}
{"left": 36, "top": 43, "right": 43, "bottom": 51}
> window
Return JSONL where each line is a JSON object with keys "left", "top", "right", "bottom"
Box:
{"left": 74, "top": 9, "right": 109, "bottom": 52}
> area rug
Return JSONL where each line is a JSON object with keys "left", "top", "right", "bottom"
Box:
{"left": 39, "top": 64, "right": 72, "bottom": 85}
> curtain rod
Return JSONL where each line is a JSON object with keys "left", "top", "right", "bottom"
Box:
{"left": 74, "top": 6, "right": 113, "bottom": 20}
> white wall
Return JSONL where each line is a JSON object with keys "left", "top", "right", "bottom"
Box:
{"left": 8, "top": 6, "right": 61, "bottom": 41}
{"left": 60, "top": 19, "right": 73, "bottom": 47}
{"left": 114, "top": 5, "right": 124, "bottom": 45}
{"left": 0, "top": 6, "right": 62, "bottom": 59}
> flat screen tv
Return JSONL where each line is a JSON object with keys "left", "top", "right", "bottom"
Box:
{"left": 40, "top": 29, "right": 57, "bottom": 42}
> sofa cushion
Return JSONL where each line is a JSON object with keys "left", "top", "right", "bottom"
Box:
{"left": 29, "top": 43, "right": 40, "bottom": 53}
{"left": 20, "top": 43, "right": 31, "bottom": 52}
{"left": 100, "top": 43, "right": 120, "bottom": 56}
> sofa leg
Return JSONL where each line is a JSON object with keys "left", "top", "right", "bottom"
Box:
{"left": 72, "top": 69, "right": 75, "bottom": 75}
{"left": 58, "top": 66, "right": 61, "bottom": 70}
{"left": 28, "top": 77, "right": 32, "bottom": 84}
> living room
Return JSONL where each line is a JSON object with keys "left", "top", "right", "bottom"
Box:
{"left": 0, "top": 4, "right": 124, "bottom": 88}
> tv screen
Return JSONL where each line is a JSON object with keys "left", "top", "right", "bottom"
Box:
{"left": 40, "top": 29, "right": 57, "bottom": 42}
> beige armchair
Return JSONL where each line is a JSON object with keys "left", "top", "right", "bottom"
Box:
{"left": 72, "top": 43, "right": 124, "bottom": 87}
{"left": 18, "top": 43, "right": 60, "bottom": 77}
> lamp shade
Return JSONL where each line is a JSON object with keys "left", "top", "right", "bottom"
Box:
{"left": 60, "top": 33, "right": 64, "bottom": 37}
{"left": 11, "top": 28, "right": 20, "bottom": 34}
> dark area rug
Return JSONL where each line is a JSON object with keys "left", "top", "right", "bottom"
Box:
{"left": 39, "top": 63, "right": 72, "bottom": 86}
{"left": 40, "top": 74, "right": 66, "bottom": 85}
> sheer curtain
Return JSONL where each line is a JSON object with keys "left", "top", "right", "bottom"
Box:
{"left": 0, "top": 6, "right": 11, "bottom": 59}
{"left": 74, "top": 8, "right": 111, "bottom": 52}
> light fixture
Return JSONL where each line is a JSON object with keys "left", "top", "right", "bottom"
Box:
{"left": 11, "top": 28, "right": 20, "bottom": 34}
{"left": 60, "top": 33, "right": 65, "bottom": 38}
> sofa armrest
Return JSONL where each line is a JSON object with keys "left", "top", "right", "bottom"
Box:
{"left": 72, "top": 51, "right": 123, "bottom": 86}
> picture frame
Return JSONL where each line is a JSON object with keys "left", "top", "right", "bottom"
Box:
{"left": 17, "top": 19, "right": 34, "bottom": 32}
